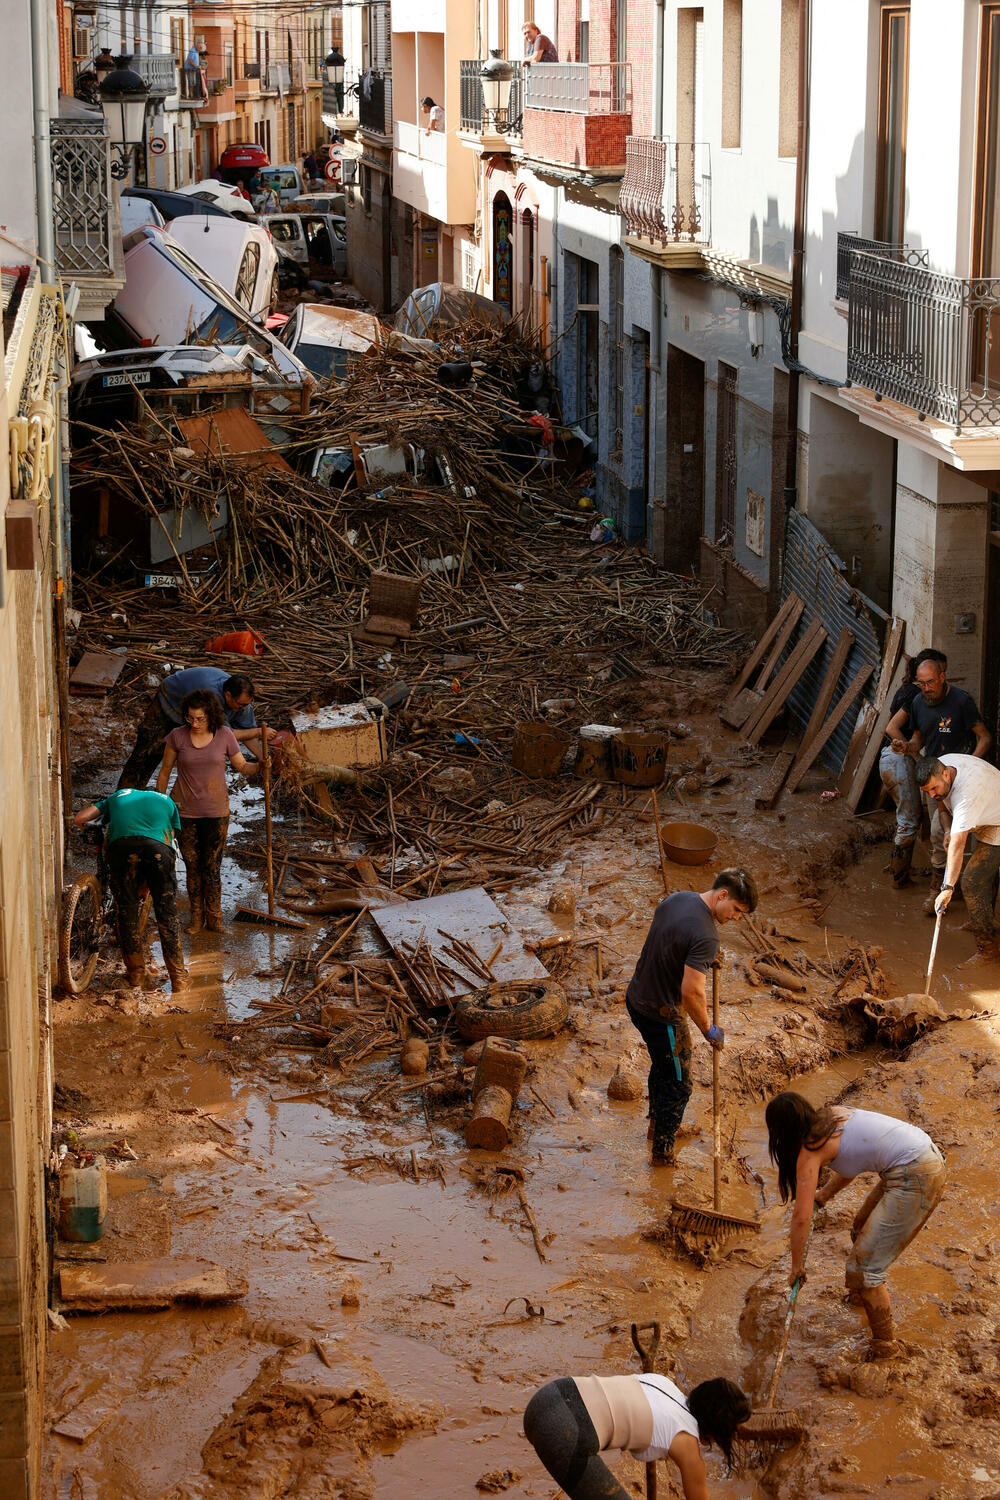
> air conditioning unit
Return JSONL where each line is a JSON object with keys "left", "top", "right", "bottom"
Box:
{"left": 72, "top": 12, "right": 95, "bottom": 60}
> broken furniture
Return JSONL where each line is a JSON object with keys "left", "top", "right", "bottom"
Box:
{"left": 69, "top": 650, "right": 127, "bottom": 697}
{"left": 465, "top": 1038, "right": 527, "bottom": 1151}
{"left": 291, "top": 700, "right": 387, "bottom": 771}
{"left": 353, "top": 569, "right": 424, "bottom": 647}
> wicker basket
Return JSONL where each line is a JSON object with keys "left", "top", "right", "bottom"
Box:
{"left": 611, "top": 730, "right": 668, "bottom": 787}
{"left": 368, "top": 570, "right": 423, "bottom": 624}
{"left": 512, "top": 721, "right": 571, "bottom": 778}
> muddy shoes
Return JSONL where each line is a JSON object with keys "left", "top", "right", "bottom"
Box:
{"left": 204, "top": 897, "right": 224, "bottom": 933}
{"left": 188, "top": 898, "right": 204, "bottom": 935}
{"left": 164, "top": 957, "right": 191, "bottom": 994}
{"left": 923, "top": 869, "right": 944, "bottom": 917}
{"left": 961, "top": 932, "right": 1000, "bottom": 967}
{"left": 889, "top": 843, "right": 915, "bottom": 889}
{"left": 123, "top": 952, "right": 159, "bottom": 992}
{"left": 864, "top": 1304, "right": 901, "bottom": 1362}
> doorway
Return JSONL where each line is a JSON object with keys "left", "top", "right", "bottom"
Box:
{"left": 493, "top": 194, "right": 513, "bottom": 313}
{"left": 665, "top": 343, "right": 705, "bottom": 571}
{"left": 716, "top": 361, "right": 738, "bottom": 549}
{"left": 574, "top": 254, "right": 600, "bottom": 439}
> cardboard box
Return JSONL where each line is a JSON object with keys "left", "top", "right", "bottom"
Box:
{"left": 291, "top": 701, "right": 386, "bottom": 770}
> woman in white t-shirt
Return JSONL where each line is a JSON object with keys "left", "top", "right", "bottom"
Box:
{"left": 421, "top": 96, "right": 445, "bottom": 132}
{"left": 523, "top": 1371, "right": 750, "bottom": 1499}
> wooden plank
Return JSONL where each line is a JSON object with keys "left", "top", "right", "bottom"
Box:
{"left": 844, "top": 654, "right": 908, "bottom": 813}
{"left": 754, "top": 750, "right": 796, "bottom": 809}
{"left": 871, "top": 616, "right": 906, "bottom": 713}
{"left": 797, "top": 628, "right": 855, "bottom": 750}
{"left": 742, "top": 622, "right": 828, "bottom": 746}
{"left": 720, "top": 593, "right": 802, "bottom": 712}
{"left": 786, "top": 662, "right": 875, "bottom": 793}
{"left": 720, "top": 685, "right": 761, "bottom": 731}
{"left": 837, "top": 700, "right": 877, "bottom": 795}
{"left": 752, "top": 595, "right": 806, "bottom": 692}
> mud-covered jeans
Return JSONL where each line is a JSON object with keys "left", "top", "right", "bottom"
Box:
{"left": 960, "top": 840, "right": 1000, "bottom": 937}
{"left": 107, "top": 835, "right": 182, "bottom": 968}
{"left": 625, "top": 998, "right": 693, "bottom": 1157}
{"left": 178, "top": 816, "right": 230, "bottom": 914}
{"left": 117, "top": 695, "right": 175, "bottom": 790}
{"left": 524, "top": 1379, "right": 629, "bottom": 1500}
{"left": 846, "top": 1145, "right": 946, "bottom": 1289}
{"left": 879, "top": 746, "right": 921, "bottom": 847}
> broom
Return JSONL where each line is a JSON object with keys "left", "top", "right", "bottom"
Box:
{"left": 735, "top": 1219, "right": 813, "bottom": 1462}
{"left": 667, "top": 962, "right": 760, "bottom": 1245}
{"left": 234, "top": 723, "right": 309, "bottom": 931}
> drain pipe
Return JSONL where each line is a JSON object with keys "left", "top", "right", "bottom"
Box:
{"left": 649, "top": 0, "right": 666, "bottom": 379}
{"left": 784, "top": 0, "right": 810, "bottom": 515}
{"left": 30, "top": 0, "right": 54, "bottom": 272}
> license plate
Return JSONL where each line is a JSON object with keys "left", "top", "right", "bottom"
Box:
{"left": 102, "top": 371, "right": 151, "bottom": 388}
{"left": 145, "top": 571, "right": 209, "bottom": 589}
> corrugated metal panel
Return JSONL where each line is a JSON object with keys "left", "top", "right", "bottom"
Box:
{"left": 781, "top": 510, "right": 888, "bottom": 771}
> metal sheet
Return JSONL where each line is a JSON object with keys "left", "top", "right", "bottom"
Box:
{"left": 372, "top": 887, "right": 548, "bottom": 997}
{"left": 69, "top": 649, "right": 127, "bottom": 695}
{"left": 781, "top": 510, "right": 887, "bottom": 773}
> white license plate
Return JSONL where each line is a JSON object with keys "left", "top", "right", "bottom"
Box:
{"left": 145, "top": 573, "right": 184, "bottom": 588}
{"left": 102, "top": 371, "right": 151, "bottom": 388}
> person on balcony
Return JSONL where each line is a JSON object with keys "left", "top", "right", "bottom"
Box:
{"left": 421, "top": 96, "right": 444, "bottom": 133}
{"left": 523, "top": 22, "right": 559, "bottom": 63}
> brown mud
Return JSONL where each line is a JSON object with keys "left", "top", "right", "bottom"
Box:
{"left": 44, "top": 683, "right": 1000, "bottom": 1500}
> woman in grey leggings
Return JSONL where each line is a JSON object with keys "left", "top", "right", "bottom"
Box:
{"left": 523, "top": 1372, "right": 750, "bottom": 1499}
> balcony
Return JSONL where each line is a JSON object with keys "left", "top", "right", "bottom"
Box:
{"left": 134, "top": 53, "right": 177, "bottom": 98}
{"left": 236, "top": 62, "right": 260, "bottom": 100}
{"left": 179, "top": 67, "right": 207, "bottom": 107}
{"left": 262, "top": 62, "right": 291, "bottom": 95}
{"left": 49, "top": 118, "right": 124, "bottom": 320}
{"left": 620, "top": 138, "right": 711, "bottom": 266}
{"left": 843, "top": 249, "right": 1000, "bottom": 468}
{"left": 393, "top": 118, "right": 476, "bottom": 226}
{"left": 520, "top": 62, "right": 631, "bottom": 176}
{"left": 200, "top": 79, "right": 235, "bottom": 119}
{"left": 458, "top": 60, "right": 523, "bottom": 148}
{"left": 836, "top": 230, "right": 928, "bottom": 302}
{"left": 358, "top": 70, "right": 393, "bottom": 139}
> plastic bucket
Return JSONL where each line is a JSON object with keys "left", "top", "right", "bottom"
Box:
{"left": 58, "top": 1159, "right": 107, "bottom": 1243}
{"left": 611, "top": 730, "right": 668, "bottom": 787}
{"left": 204, "top": 630, "right": 264, "bottom": 656}
{"left": 512, "top": 722, "right": 571, "bottom": 778}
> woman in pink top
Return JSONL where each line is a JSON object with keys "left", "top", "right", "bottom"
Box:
{"left": 156, "top": 689, "right": 256, "bottom": 932}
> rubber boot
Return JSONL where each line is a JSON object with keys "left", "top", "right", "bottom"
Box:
{"left": 204, "top": 897, "right": 224, "bottom": 933}
{"left": 888, "top": 843, "right": 914, "bottom": 889}
{"left": 923, "top": 869, "right": 943, "bottom": 917}
{"left": 961, "top": 933, "right": 1000, "bottom": 968}
{"left": 164, "top": 957, "right": 190, "bottom": 994}
{"left": 188, "top": 898, "right": 204, "bottom": 935}
{"left": 864, "top": 1303, "right": 900, "bottom": 1361}
{"left": 123, "top": 952, "right": 146, "bottom": 989}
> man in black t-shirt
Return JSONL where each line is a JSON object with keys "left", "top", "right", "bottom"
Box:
{"left": 625, "top": 868, "right": 757, "bottom": 1165}
{"left": 886, "top": 653, "right": 991, "bottom": 910}
{"left": 880, "top": 649, "right": 943, "bottom": 888}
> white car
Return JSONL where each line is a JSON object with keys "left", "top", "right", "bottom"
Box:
{"left": 111, "top": 226, "right": 310, "bottom": 386}
{"left": 120, "top": 192, "right": 166, "bottom": 235}
{"left": 279, "top": 305, "right": 383, "bottom": 380}
{"left": 166, "top": 215, "right": 279, "bottom": 319}
{"left": 174, "top": 180, "right": 257, "bottom": 221}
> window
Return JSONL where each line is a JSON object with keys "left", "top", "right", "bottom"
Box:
{"left": 224, "top": 43, "right": 234, "bottom": 87}
{"left": 778, "top": 0, "right": 799, "bottom": 158}
{"left": 169, "top": 18, "right": 185, "bottom": 66}
{"left": 235, "top": 243, "right": 260, "bottom": 310}
{"left": 362, "top": 165, "right": 372, "bottom": 213}
{"left": 721, "top": 0, "right": 742, "bottom": 149}
{"left": 610, "top": 246, "right": 625, "bottom": 460}
{"left": 578, "top": 0, "right": 589, "bottom": 63}
{"left": 519, "top": 209, "right": 534, "bottom": 318}
{"left": 269, "top": 219, "right": 299, "bottom": 244}
{"left": 463, "top": 244, "right": 478, "bottom": 292}
{"left": 874, "top": 2, "right": 909, "bottom": 242}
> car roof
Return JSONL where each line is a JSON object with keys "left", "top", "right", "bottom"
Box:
{"left": 293, "top": 305, "right": 384, "bottom": 351}
{"left": 125, "top": 188, "right": 231, "bottom": 219}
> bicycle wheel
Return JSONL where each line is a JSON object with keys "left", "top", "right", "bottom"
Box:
{"left": 58, "top": 874, "right": 103, "bottom": 995}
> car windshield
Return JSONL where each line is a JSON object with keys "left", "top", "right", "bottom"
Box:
{"left": 296, "top": 345, "right": 350, "bottom": 380}
{"left": 262, "top": 169, "right": 298, "bottom": 190}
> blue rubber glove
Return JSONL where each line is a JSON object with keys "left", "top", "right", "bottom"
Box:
{"left": 706, "top": 1023, "right": 724, "bottom": 1050}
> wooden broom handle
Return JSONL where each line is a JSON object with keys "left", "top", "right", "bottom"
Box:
{"left": 712, "top": 959, "right": 721, "bottom": 1212}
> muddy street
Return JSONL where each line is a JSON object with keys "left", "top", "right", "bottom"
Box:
{"left": 42, "top": 662, "right": 1000, "bottom": 1500}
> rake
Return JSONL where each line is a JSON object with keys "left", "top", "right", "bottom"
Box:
{"left": 667, "top": 961, "right": 760, "bottom": 1248}
{"left": 735, "top": 1220, "right": 813, "bottom": 1463}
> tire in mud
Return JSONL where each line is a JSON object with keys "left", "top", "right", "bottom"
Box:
{"left": 58, "top": 874, "right": 103, "bottom": 995}
{"left": 454, "top": 979, "right": 569, "bottom": 1041}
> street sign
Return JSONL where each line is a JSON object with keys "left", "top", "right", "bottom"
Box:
{"left": 324, "top": 157, "right": 341, "bottom": 182}
{"left": 149, "top": 135, "right": 166, "bottom": 156}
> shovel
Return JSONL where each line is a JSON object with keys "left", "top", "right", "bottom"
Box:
{"left": 885, "top": 907, "right": 944, "bottom": 1015}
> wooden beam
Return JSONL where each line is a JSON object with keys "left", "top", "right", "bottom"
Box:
{"left": 844, "top": 655, "right": 908, "bottom": 813}
{"left": 742, "top": 622, "right": 828, "bottom": 746}
{"left": 752, "top": 595, "right": 806, "bottom": 692}
{"left": 796, "top": 627, "right": 855, "bottom": 751}
{"left": 786, "top": 662, "right": 875, "bottom": 793}
{"left": 754, "top": 750, "right": 796, "bottom": 809}
{"left": 871, "top": 616, "right": 906, "bottom": 713}
{"left": 720, "top": 593, "right": 803, "bottom": 713}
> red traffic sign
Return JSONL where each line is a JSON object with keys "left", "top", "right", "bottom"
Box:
{"left": 324, "top": 157, "right": 342, "bottom": 182}
{"left": 149, "top": 135, "right": 167, "bottom": 156}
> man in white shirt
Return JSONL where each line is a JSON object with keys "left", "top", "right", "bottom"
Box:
{"left": 916, "top": 753, "right": 1000, "bottom": 964}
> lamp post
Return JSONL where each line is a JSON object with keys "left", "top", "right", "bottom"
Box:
{"left": 480, "top": 48, "right": 514, "bottom": 132}
{"left": 98, "top": 55, "right": 150, "bottom": 180}
{"left": 93, "top": 47, "right": 115, "bottom": 82}
{"left": 324, "top": 47, "right": 345, "bottom": 113}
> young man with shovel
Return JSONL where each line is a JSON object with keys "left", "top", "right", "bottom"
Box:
{"left": 915, "top": 754, "right": 1000, "bottom": 965}
{"left": 625, "top": 869, "right": 757, "bottom": 1165}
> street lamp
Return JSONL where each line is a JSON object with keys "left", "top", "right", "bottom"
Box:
{"left": 480, "top": 48, "right": 514, "bottom": 131}
{"left": 324, "top": 47, "right": 345, "bottom": 112}
{"left": 93, "top": 47, "right": 115, "bottom": 82}
{"left": 98, "top": 55, "right": 150, "bottom": 180}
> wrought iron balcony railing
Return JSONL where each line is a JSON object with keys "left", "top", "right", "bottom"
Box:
{"left": 359, "top": 69, "right": 393, "bottom": 137}
{"left": 179, "top": 68, "right": 207, "bottom": 105}
{"left": 134, "top": 53, "right": 177, "bottom": 97}
{"left": 836, "top": 230, "right": 928, "bottom": 301}
{"left": 50, "top": 118, "right": 116, "bottom": 279}
{"left": 846, "top": 249, "right": 1000, "bottom": 431}
{"left": 620, "top": 137, "right": 711, "bottom": 246}
{"left": 459, "top": 59, "right": 523, "bottom": 135}
{"left": 524, "top": 60, "right": 629, "bottom": 114}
